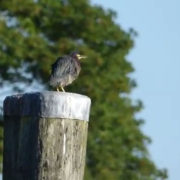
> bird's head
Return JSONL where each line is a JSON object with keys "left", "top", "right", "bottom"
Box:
{"left": 70, "top": 52, "right": 87, "bottom": 60}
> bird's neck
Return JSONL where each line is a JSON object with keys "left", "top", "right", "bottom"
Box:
{"left": 75, "top": 58, "right": 81, "bottom": 65}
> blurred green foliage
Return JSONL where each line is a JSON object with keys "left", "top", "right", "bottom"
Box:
{"left": 0, "top": 0, "right": 167, "bottom": 179}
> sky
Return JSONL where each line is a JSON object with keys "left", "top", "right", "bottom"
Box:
{"left": 0, "top": 1, "right": 179, "bottom": 179}
{"left": 91, "top": 0, "right": 180, "bottom": 179}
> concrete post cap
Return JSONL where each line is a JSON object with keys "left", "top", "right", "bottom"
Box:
{"left": 3, "top": 91, "right": 91, "bottom": 121}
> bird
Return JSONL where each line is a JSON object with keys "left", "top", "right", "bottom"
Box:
{"left": 49, "top": 52, "right": 87, "bottom": 92}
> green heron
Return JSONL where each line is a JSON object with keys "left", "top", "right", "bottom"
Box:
{"left": 50, "top": 52, "right": 87, "bottom": 92}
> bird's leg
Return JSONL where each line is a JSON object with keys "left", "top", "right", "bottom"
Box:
{"left": 61, "top": 86, "right": 65, "bottom": 92}
{"left": 56, "top": 87, "right": 60, "bottom": 92}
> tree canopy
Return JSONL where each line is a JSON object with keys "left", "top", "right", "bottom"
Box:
{"left": 0, "top": 0, "right": 167, "bottom": 179}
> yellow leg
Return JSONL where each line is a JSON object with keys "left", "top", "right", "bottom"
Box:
{"left": 56, "top": 87, "right": 60, "bottom": 92}
{"left": 61, "top": 86, "right": 65, "bottom": 92}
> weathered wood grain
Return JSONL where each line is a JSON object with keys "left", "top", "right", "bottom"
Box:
{"left": 3, "top": 92, "right": 91, "bottom": 180}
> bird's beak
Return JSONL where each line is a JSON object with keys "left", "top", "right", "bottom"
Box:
{"left": 77, "top": 55, "right": 87, "bottom": 59}
{"left": 79, "top": 55, "right": 87, "bottom": 59}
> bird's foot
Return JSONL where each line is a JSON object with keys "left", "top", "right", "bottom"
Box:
{"left": 61, "top": 86, "right": 65, "bottom": 92}
{"left": 56, "top": 87, "right": 60, "bottom": 92}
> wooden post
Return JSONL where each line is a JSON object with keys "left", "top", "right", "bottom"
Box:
{"left": 3, "top": 91, "right": 91, "bottom": 180}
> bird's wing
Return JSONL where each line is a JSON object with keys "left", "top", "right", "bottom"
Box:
{"left": 51, "top": 56, "right": 75, "bottom": 78}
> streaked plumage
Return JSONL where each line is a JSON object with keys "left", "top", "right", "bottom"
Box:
{"left": 49, "top": 52, "right": 86, "bottom": 92}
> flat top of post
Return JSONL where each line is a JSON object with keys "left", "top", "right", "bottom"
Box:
{"left": 3, "top": 91, "right": 91, "bottom": 121}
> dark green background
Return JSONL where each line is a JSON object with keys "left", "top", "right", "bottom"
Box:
{"left": 0, "top": 0, "right": 167, "bottom": 179}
